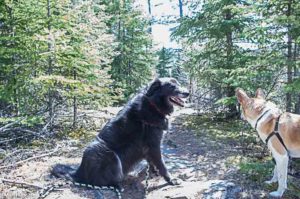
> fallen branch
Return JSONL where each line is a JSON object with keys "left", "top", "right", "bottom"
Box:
{"left": 0, "top": 149, "right": 31, "bottom": 164}
{"left": 0, "top": 145, "right": 59, "bottom": 169}
{"left": 0, "top": 128, "right": 44, "bottom": 144}
{"left": 0, "top": 108, "right": 49, "bottom": 134}
{"left": 0, "top": 178, "right": 44, "bottom": 189}
{"left": 0, "top": 117, "right": 25, "bottom": 133}
{"left": 42, "top": 113, "right": 56, "bottom": 132}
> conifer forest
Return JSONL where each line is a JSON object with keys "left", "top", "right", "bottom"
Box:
{"left": 0, "top": 0, "right": 300, "bottom": 198}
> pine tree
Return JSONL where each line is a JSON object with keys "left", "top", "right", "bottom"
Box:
{"left": 257, "top": 0, "right": 300, "bottom": 112}
{"left": 0, "top": 0, "right": 116, "bottom": 128}
{"left": 172, "top": 0, "right": 256, "bottom": 116}
{"left": 156, "top": 47, "right": 172, "bottom": 77}
{"left": 103, "top": 0, "right": 157, "bottom": 99}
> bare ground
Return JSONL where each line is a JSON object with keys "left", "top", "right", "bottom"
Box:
{"left": 0, "top": 108, "right": 299, "bottom": 199}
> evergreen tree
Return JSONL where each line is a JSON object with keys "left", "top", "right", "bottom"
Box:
{"left": 0, "top": 0, "right": 116, "bottom": 128}
{"left": 172, "top": 0, "right": 257, "bottom": 116}
{"left": 257, "top": 0, "right": 300, "bottom": 112}
{"left": 171, "top": 49, "right": 188, "bottom": 84}
{"left": 156, "top": 47, "right": 172, "bottom": 77}
{"left": 103, "top": 0, "right": 157, "bottom": 99}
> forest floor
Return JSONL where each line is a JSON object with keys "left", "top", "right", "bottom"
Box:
{"left": 0, "top": 107, "right": 300, "bottom": 199}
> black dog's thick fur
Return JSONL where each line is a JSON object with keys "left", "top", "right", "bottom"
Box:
{"left": 52, "top": 78, "right": 189, "bottom": 188}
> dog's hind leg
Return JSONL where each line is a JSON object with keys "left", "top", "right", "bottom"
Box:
{"left": 269, "top": 149, "right": 288, "bottom": 198}
{"left": 73, "top": 142, "right": 124, "bottom": 187}
{"left": 264, "top": 165, "right": 278, "bottom": 184}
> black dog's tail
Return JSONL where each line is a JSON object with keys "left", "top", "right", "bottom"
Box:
{"left": 51, "top": 164, "right": 76, "bottom": 181}
{"left": 51, "top": 164, "right": 122, "bottom": 199}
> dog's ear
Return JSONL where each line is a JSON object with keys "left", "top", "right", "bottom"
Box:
{"left": 255, "top": 88, "right": 265, "bottom": 99}
{"left": 236, "top": 88, "right": 249, "bottom": 104}
{"left": 147, "top": 78, "right": 161, "bottom": 96}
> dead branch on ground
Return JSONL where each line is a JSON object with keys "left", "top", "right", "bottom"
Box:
{"left": 0, "top": 117, "right": 26, "bottom": 133}
{"left": 0, "top": 145, "right": 59, "bottom": 169}
{"left": 0, "top": 178, "right": 44, "bottom": 190}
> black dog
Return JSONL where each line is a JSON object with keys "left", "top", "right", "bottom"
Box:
{"left": 52, "top": 77, "right": 189, "bottom": 190}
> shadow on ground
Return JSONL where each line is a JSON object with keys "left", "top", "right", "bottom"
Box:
{"left": 0, "top": 108, "right": 299, "bottom": 198}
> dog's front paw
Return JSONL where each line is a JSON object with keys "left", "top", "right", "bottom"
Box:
{"left": 167, "top": 178, "right": 182, "bottom": 185}
{"left": 269, "top": 191, "right": 283, "bottom": 198}
{"left": 148, "top": 165, "right": 159, "bottom": 177}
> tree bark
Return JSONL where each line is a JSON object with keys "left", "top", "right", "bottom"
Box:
{"left": 293, "top": 42, "right": 299, "bottom": 113}
{"left": 286, "top": 0, "right": 293, "bottom": 112}
{"left": 188, "top": 71, "right": 193, "bottom": 103}
{"left": 147, "top": 0, "right": 152, "bottom": 33}
{"left": 73, "top": 69, "right": 77, "bottom": 129}
{"left": 47, "top": 0, "right": 54, "bottom": 130}
{"left": 7, "top": 5, "right": 19, "bottom": 116}
{"left": 179, "top": 0, "right": 183, "bottom": 17}
{"left": 225, "top": 8, "right": 236, "bottom": 117}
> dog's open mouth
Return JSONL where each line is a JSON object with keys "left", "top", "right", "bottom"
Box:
{"left": 169, "top": 96, "right": 184, "bottom": 107}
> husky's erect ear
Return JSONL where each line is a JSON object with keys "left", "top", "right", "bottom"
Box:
{"left": 147, "top": 78, "right": 161, "bottom": 96}
{"left": 255, "top": 88, "right": 265, "bottom": 99}
{"left": 236, "top": 88, "right": 250, "bottom": 104}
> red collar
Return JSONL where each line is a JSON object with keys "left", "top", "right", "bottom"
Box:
{"left": 145, "top": 96, "right": 168, "bottom": 117}
{"left": 142, "top": 118, "right": 168, "bottom": 127}
{"left": 142, "top": 120, "right": 162, "bottom": 127}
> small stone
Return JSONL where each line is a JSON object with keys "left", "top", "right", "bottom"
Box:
{"left": 226, "top": 182, "right": 235, "bottom": 187}
{"left": 217, "top": 187, "right": 226, "bottom": 191}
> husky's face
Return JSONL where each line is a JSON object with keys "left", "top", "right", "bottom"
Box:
{"left": 236, "top": 88, "right": 280, "bottom": 128}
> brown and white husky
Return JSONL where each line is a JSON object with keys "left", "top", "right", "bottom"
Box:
{"left": 236, "top": 88, "right": 300, "bottom": 198}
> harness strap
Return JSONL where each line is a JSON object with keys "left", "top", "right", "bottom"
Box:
{"left": 255, "top": 109, "right": 271, "bottom": 129}
{"left": 265, "top": 115, "right": 289, "bottom": 153}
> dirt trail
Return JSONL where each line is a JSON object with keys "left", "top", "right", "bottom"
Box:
{"left": 0, "top": 108, "right": 299, "bottom": 199}
{"left": 145, "top": 109, "right": 243, "bottom": 199}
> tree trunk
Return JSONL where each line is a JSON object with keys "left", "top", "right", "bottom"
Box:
{"left": 188, "top": 71, "right": 193, "bottom": 103}
{"left": 73, "top": 69, "right": 77, "bottom": 129}
{"left": 147, "top": 0, "right": 152, "bottom": 33}
{"left": 225, "top": 8, "right": 236, "bottom": 117}
{"left": 47, "top": 0, "right": 54, "bottom": 130}
{"left": 7, "top": 6, "right": 19, "bottom": 116}
{"left": 179, "top": 0, "right": 183, "bottom": 17}
{"left": 286, "top": 0, "right": 293, "bottom": 112}
{"left": 294, "top": 42, "right": 299, "bottom": 113}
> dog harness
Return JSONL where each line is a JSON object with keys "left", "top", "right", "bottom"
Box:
{"left": 264, "top": 115, "right": 289, "bottom": 152}
{"left": 254, "top": 109, "right": 271, "bottom": 130}
{"left": 255, "top": 111, "right": 288, "bottom": 152}
{"left": 255, "top": 112, "right": 289, "bottom": 153}
{"left": 251, "top": 108, "right": 300, "bottom": 178}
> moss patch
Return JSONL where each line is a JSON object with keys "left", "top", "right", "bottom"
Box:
{"left": 181, "top": 114, "right": 257, "bottom": 145}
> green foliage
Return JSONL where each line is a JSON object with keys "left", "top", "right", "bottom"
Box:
{"left": 239, "top": 159, "right": 273, "bottom": 183}
{"left": 65, "top": 128, "right": 95, "bottom": 141}
{"left": 0, "top": 0, "right": 117, "bottom": 123}
{"left": 172, "top": 0, "right": 300, "bottom": 113}
{"left": 156, "top": 47, "right": 172, "bottom": 77}
{"left": 155, "top": 47, "right": 188, "bottom": 84}
{"left": 182, "top": 114, "right": 249, "bottom": 143}
{"left": 103, "top": 0, "right": 157, "bottom": 99}
{"left": 172, "top": 0, "right": 258, "bottom": 112}
{"left": 215, "top": 96, "right": 236, "bottom": 106}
